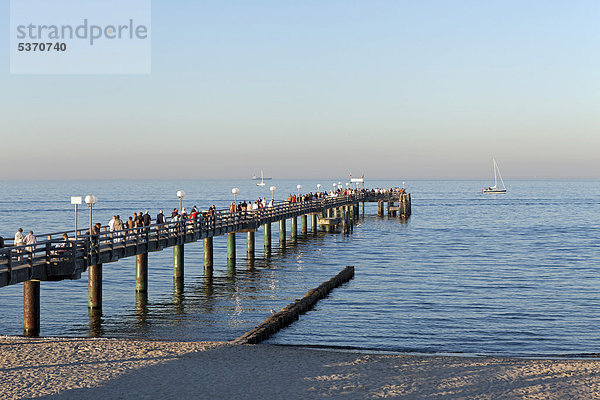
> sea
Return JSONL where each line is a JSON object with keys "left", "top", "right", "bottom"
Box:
{"left": 1, "top": 179, "right": 599, "bottom": 357}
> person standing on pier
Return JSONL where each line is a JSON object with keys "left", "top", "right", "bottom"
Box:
{"left": 142, "top": 211, "right": 151, "bottom": 226}
{"left": 14, "top": 228, "right": 25, "bottom": 260}
{"left": 24, "top": 231, "right": 37, "bottom": 257}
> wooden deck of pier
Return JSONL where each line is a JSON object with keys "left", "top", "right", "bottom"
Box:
{"left": 0, "top": 190, "right": 411, "bottom": 336}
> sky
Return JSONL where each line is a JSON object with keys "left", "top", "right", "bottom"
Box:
{"left": 1, "top": 0, "right": 598, "bottom": 180}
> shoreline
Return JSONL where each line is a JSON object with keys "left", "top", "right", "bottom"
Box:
{"left": 5, "top": 334, "right": 600, "bottom": 360}
{"left": 2, "top": 337, "right": 600, "bottom": 399}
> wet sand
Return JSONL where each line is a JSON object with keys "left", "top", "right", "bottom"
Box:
{"left": 1, "top": 337, "right": 599, "bottom": 399}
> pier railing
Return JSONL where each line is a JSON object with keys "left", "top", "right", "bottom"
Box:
{"left": 0, "top": 191, "right": 402, "bottom": 288}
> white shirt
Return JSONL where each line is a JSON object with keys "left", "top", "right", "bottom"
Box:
{"left": 108, "top": 218, "right": 116, "bottom": 231}
{"left": 14, "top": 231, "right": 25, "bottom": 246}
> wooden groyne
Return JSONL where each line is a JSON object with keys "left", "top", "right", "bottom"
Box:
{"left": 0, "top": 189, "right": 409, "bottom": 336}
{"left": 233, "top": 266, "right": 355, "bottom": 344}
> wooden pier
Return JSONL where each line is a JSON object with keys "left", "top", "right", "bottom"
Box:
{"left": 0, "top": 190, "right": 411, "bottom": 336}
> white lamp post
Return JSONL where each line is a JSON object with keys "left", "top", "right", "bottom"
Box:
{"left": 270, "top": 186, "right": 276, "bottom": 201}
{"left": 176, "top": 190, "right": 186, "bottom": 213}
{"left": 317, "top": 184, "right": 321, "bottom": 193}
{"left": 296, "top": 184, "right": 302, "bottom": 198}
{"left": 332, "top": 183, "right": 337, "bottom": 193}
{"left": 85, "top": 195, "right": 98, "bottom": 242}
{"left": 232, "top": 188, "right": 239, "bottom": 206}
{"left": 402, "top": 181, "right": 405, "bottom": 189}
{"left": 71, "top": 196, "right": 82, "bottom": 239}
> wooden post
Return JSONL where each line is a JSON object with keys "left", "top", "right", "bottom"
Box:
{"left": 362, "top": 201, "right": 365, "bottom": 215}
{"left": 246, "top": 231, "right": 255, "bottom": 260}
{"left": 279, "top": 219, "right": 286, "bottom": 247}
{"left": 173, "top": 244, "right": 184, "bottom": 280}
{"left": 136, "top": 253, "right": 148, "bottom": 292}
{"left": 23, "top": 280, "right": 40, "bottom": 337}
{"left": 311, "top": 214, "right": 318, "bottom": 234}
{"left": 204, "top": 237, "right": 213, "bottom": 269}
{"left": 301, "top": 215, "right": 307, "bottom": 235}
{"left": 377, "top": 200, "right": 384, "bottom": 216}
{"left": 264, "top": 223, "right": 271, "bottom": 256}
{"left": 88, "top": 263, "right": 102, "bottom": 310}
{"left": 227, "top": 233, "right": 236, "bottom": 264}
{"left": 291, "top": 217, "right": 297, "bottom": 242}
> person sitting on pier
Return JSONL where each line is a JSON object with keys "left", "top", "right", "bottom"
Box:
{"left": 52, "top": 233, "right": 72, "bottom": 258}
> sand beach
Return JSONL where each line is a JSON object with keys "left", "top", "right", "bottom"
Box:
{"left": 1, "top": 337, "right": 599, "bottom": 399}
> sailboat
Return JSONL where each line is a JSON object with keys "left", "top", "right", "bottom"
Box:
{"left": 482, "top": 158, "right": 507, "bottom": 193}
{"left": 256, "top": 170, "right": 266, "bottom": 186}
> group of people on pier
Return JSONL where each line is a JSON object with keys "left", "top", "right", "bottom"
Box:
{"left": 1, "top": 186, "right": 379, "bottom": 257}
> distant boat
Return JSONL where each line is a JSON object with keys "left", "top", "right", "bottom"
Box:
{"left": 255, "top": 170, "right": 269, "bottom": 186}
{"left": 482, "top": 158, "right": 507, "bottom": 193}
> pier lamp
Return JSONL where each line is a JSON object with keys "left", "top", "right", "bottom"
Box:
{"left": 317, "top": 184, "right": 321, "bottom": 193}
{"left": 346, "top": 183, "right": 349, "bottom": 189}
{"left": 297, "top": 184, "right": 302, "bottom": 198}
{"left": 85, "top": 195, "right": 98, "bottom": 241}
{"left": 232, "top": 187, "right": 239, "bottom": 206}
{"left": 270, "top": 186, "right": 276, "bottom": 202}
{"left": 176, "top": 190, "right": 186, "bottom": 213}
{"left": 402, "top": 181, "right": 405, "bottom": 189}
{"left": 332, "top": 183, "right": 337, "bottom": 193}
{"left": 338, "top": 182, "right": 342, "bottom": 190}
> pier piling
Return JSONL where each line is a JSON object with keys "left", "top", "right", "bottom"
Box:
{"left": 311, "top": 214, "right": 318, "bottom": 233}
{"left": 173, "top": 245, "right": 184, "bottom": 280}
{"left": 264, "top": 223, "right": 271, "bottom": 255}
{"left": 204, "top": 237, "right": 213, "bottom": 269}
{"left": 136, "top": 253, "right": 148, "bottom": 292}
{"left": 301, "top": 215, "right": 307, "bottom": 235}
{"left": 279, "top": 220, "right": 286, "bottom": 247}
{"left": 88, "top": 264, "right": 102, "bottom": 310}
{"left": 291, "top": 217, "right": 297, "bottom": 242}
{"left": 23, "top": 280, "right": 40, "bottom": 337}
{"left": 227, "top": 233, "right": 236, "bottom": 264}
{"left": 246, "top": 231, "right": 255, "bottom": 260}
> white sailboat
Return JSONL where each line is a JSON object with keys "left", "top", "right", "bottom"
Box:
{"left": 482, "top": 158, "right": 507, "bottom": 193}
{"left": 256, "top": 170, "right": 266, "bottom": 187}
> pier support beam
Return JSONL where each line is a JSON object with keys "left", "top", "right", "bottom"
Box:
{"left": 246, "top": 231, "right": 255, "bottom": 260}
{"left": 264, "top": 223, "right": 271, "bottom": 255}
{"left": 312, "top": 214, "right": 318, "bottom": 233}
{"left": 377, "top": 200, "right": 384, "bottom": 217}
{"left": 362, "top": 201, "right": 365, "bottom": 215}
{"left": 173, "top": 245, "right": 184, "bottom": 280}
{"left": 23, "top": 280, "right": 40, "bottom": 337}
{"left": 279, "top": 219, "right": 286, "bottom": 247}
{"left": 291, "top": 217, "right": 297, "bottom": 242}
{"left": 88, "top": 263, "right": 102, "bottom": 310}
{"left": 204, "top": 237, "right": 213, "bottom": 269}
{"left": 136, "top": 253, "right": 148, "bottom": 293}
{"left": 301, "top": 215, "right": 308, "bottom": 235}
{"left": 227, "top": 233, "right": 236, "bottom": 264}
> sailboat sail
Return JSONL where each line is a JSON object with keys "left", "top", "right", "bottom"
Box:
{"left": 483, "top": 159, "right": 506, "bottom": 193}
{"left": 257, "top": 170, "right": 266, "bottom": 186}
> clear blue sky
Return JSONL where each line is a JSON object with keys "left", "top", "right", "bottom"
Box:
{"left": 1, "top": 0, "right": 598, "bottom": 179}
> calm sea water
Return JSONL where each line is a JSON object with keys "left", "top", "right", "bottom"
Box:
{"left": 1, "top": 179, "right": 599, "bottom": 357}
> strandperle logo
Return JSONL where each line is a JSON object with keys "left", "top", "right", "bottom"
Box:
{"left": 15, "top": 19, "right": 149, "bottom": 46}
{"left": 10, "top": 0, "right": 151, "bottom": 74}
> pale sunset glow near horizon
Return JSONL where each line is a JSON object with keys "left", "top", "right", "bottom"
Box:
{"left": 1, "top": 1, "right": 598, "bottom": 180}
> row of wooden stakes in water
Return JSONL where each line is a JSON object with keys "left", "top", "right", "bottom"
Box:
{"left": 233, "top": 266, "right": 355, "bottom": 344}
